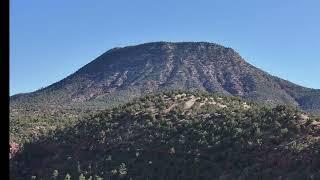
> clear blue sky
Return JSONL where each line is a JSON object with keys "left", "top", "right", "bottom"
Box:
{"left": 10, "top": 0, "right": 320, "bottom": 95}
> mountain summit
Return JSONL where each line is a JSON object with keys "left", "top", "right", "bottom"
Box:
{"left": 10, "top": 41, "right": 320, "bottom": 114}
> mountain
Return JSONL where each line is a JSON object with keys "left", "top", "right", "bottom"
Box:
{"left": 10, "top": 42, "right": 320, "bottom": 145}
{"left": 10, "top": 42, "right": 320, "bottom": 113}
{"left": 10, "top": 91, "right": 320, "bottom": 179}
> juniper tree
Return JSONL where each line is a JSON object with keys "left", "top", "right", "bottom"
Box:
{"left": 118, "top": 163, "right": 127, "bottom": 177}
{"left": 64, "top": 174, "right": 71, "bottom": 180}
{"left": 52, "top": 170, "right": 59, "bottom": 180}
{"left": 79, "top": 173, "right": 85, "bottom": 180}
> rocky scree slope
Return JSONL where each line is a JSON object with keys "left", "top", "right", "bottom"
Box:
{"left": 10, "top": 42, "right": 320, "bottom": 113}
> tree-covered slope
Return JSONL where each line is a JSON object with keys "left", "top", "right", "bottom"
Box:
{"left": 9, "top": 42, "right": 320, "bottom": 148}
{"left": 10, "top": 91, "right": 320, "bottom": 180}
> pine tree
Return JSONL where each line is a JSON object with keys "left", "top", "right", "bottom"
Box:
{"left": 52, "top": 170, "right": 59, "bottom": 180}
{"left": 169, "top": 147, "right": 175, "bottom": 154}
{"left": 96, "top": 175, "right": 103, "bottom": 180}
{"left": 79, "top": 173, "right": 86, "bottom": 180}
{"left": 64, "top": 173, "right": 71, "bottom": 180}
{"left": 118, "top": 163, "right": 127, "bottom": 177}
{"left": 77, "top": 161, "right": 81, "bottom": 173}
{"left": 95, "top": 176, "right": 103, "bottom": 180}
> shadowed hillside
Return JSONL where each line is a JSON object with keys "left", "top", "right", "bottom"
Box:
{"left": 10, "top": 91, "right": 320, "bottom": 180}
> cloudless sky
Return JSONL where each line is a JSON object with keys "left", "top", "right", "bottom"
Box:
{"left": 10, "top": 0, "right": 320, "bottom": 95}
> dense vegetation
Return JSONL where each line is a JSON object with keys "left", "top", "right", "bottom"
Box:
{"left": 10, "top": 42, "right": 320, "bottom": 150}
{"left": 10, "top": 91, "right": 320, "bottom": 179}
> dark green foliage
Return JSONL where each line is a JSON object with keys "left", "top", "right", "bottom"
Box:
{"left": 10, "top": 91, "right": 320, "bottom": 179}
{"left": 64, "top": 173, "right": 71, "bottom": 180}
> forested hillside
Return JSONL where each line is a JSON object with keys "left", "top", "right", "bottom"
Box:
{"left": 11, "top": 91, "right": 320, "bottom": 179}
